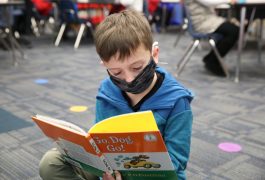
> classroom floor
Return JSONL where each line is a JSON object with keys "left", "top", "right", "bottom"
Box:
{"left": 0, "top": 31, "right": 265, "bottom": 180}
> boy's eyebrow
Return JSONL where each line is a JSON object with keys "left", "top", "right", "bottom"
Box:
{"left": 107, "top": 67, "right": 120, "bottom": 71}
{"left": 107, "top": 60, "right": 145, "bottom": 70}
{"left": 129, "top": 61, "right": 144, "bottom": 66}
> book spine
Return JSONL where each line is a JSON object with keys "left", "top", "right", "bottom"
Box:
{"left": 88, "top": 136, "right": 114, "bottom": 174}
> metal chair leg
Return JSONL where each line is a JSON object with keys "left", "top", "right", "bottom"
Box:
{"left": 176, "top": 39, "right": 200, "bottom": 76}
{"left": 31, "top": 17, "right": 40, "bottom": 37}
{"left": 0, "top": 37, "right": 15, "bottom": 63}
{"left": 74, "top": 24, "right": 85, "bottom": 49}
{"left": 174, "top": 29, "right": 184, "bottom": 47}
{"left": 3, "top": 28, "right": 18, "bottom": 65}
{"left": 258, "top": 19, "right": 263, "bottom": 63}
{"left": 10, "top": 36, "right": 24, "bottom": 59}
{"left": 0, "top": 37, "right": 11, "bottom": 51}
{"left": 209, "top": 39, "right": 230, "bottom": 78}
{"left": 174, "top": 22, "right": 187, "bottom": 47}
{"left": 243, "top": 8, "right": 256, "bottom": 48}
{"left": 55, "top": 23, "right": 66, "bottom": 47}
{"left": 86, "top": 22, "right": 94, "bottom": 38}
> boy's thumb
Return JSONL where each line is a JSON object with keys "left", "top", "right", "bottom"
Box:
{"left": 114, "top": 171, "right": 122, "bottom": 180}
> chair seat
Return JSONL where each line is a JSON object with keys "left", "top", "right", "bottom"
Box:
{"left": 64, "top": 18, "right": 86, "bottom": 24}
{"left": 192, "top": 32, "right": 223, "bottom": 42}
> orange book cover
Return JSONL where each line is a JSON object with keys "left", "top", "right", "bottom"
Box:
{"left": 32, "top": 111, "right": 178, "bottom": 180}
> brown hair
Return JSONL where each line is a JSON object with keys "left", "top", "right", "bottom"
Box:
{"left": 94, "top": 10, "right": 153, "bottom": 62}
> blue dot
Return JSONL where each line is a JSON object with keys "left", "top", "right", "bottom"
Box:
{"left": 35, "top": 79, "right": 48, "bottom": 84}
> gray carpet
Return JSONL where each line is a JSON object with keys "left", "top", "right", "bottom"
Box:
{"left": 0, "top": 31, "right": 264, "bottom": 180}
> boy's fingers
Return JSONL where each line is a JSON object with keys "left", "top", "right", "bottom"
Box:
{"left": 103, "top": 171, "right": 122, "bottom": 180}
{"left": 114, "top": 171, "right": 122, "bottom": 180}
{"left": 103, "top": 172, "right": 114, "bottom": 180}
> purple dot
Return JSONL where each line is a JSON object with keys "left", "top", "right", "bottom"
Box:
{"left": 35, "top": 79, "right": 48, "bottom": 84}
{"left": 218, "top": 142, "right": 242, "bottom": 152}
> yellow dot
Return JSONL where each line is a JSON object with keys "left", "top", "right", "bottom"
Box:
{"left": 69, "top": 106, "right": 88, "bottom": 112}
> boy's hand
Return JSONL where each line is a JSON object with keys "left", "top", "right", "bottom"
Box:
{"left": 103, "top": 171, "right": 122, "bottom": 180}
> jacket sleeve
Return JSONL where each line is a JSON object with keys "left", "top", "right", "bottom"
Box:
{"left": 94, "top": 99, "right": 103, "bottom": 124}
{"left": 164, "top": 97, "right": 193, "bottom": 180}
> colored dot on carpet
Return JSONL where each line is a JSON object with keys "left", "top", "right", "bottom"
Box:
{"left": 218, "top": 142, "right": 242, "bottom": 152}
{"left": 35, "top": 79, "right": 48, "bottom": 84}
{"left": 69, "top": 106, "right": 88, "bottom": 112}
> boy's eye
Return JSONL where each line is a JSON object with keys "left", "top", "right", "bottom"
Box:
{"left": 133, "top": 67, "right": 142, "bottom": 71}
{"left": 111, "top": 71, "right": 121, "bottom": 76}
{"left": 108, "top": 69, "right": 121, "bottom": 76}
{"left": 113, "top": 72, "right": 121, "bottom": 76}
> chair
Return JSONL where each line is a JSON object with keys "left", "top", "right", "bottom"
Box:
{"left": 176, "top": 5, "right": 229, "bottom": 78}
{"left": 0, "top": 8, "right": 24, "bottom": 65}
{"left": 54, "top": 0, "right": 94, "bottom": 49}
{"left": 30, "top": 0, "right": 55, "bottom": 37}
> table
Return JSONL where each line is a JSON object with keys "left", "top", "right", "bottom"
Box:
{"left": 235, "top": 0, "right": 265, "bottom": 82}
{"left": 0, "top": 0, "right": 25, "bottom": 65}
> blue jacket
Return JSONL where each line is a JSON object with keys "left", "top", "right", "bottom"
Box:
{"left": 95, "top": 67, "right": 194, "bottom": 180}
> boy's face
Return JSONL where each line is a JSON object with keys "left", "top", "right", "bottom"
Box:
{"left": 102, "top": 43, "right": 159, "bottom": 83}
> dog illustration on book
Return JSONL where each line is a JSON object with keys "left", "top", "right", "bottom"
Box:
{"left": 123, "top": 155, "right": 161, "bottom": 169}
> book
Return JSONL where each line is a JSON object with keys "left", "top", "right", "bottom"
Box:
{"left": 32, "top": 111, "right": 178, "bottom": 180}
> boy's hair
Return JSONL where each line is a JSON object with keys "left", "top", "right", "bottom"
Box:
{"left": 94, "top": 10, "right": 153, "bottom": 62}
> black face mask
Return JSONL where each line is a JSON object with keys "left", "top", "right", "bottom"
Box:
{"left": 108, "top": 58, "right": 157, "bottom": 94}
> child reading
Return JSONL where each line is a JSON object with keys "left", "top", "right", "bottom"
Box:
{"left": 39, "top": 9, "right": 194, "bottom": 180}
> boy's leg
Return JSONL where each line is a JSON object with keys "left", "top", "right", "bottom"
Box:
{"left": 39, "top": 148, "right": 99, "bottom": 180}
{"left": 75, "top": 167, "right": 99, "bottom": 180}
{"left": 39, "top": 148, "right": 80, "bottom": 180}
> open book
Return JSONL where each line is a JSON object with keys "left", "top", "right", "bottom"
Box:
{"left": 32, "top": 111, "right": 178, "bottom": 180}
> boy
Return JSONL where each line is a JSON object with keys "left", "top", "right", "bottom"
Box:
{"left": 39, "top": 10, "right": 193, "bottom": 180}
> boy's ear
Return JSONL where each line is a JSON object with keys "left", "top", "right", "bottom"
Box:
{"left": 152, "top": 45, "right": 159, "bottom": 64}
{"left": 100, "top": 60, "right": 105, "bottom": 66}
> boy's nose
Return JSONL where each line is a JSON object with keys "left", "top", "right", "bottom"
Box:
{"left": 124, "top": 72, "right": 135, "bottom": 83}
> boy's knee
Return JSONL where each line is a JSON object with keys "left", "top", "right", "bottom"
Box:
{"left": 39, "top": 148, "right": 65, "bottom": 179}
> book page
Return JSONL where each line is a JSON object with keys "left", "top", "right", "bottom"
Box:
{"left": 32, "top": 115, "right": 99, "bottom": 156}
{"left": 89, "top": 111, "right": 158, "bottom": 133}
{"left": 35, "top": 115, "right": 87, "bottom": 135}
{"left": 55, "top": 138, "right": 109, "bottom": 172}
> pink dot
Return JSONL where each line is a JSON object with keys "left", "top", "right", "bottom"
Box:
{"left": 218, "top": 142, "right": 242, "bottom": 152}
